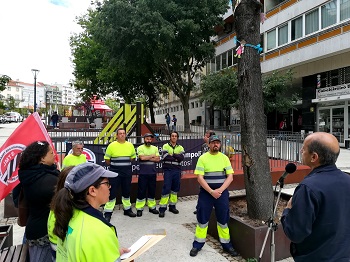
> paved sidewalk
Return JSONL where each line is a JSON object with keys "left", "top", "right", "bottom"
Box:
{"left": 1, "top": 191, "right": 295, "bottom": 262}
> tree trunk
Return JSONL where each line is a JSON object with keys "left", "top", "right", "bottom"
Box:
{"left": 179, "top": 93, "right": 191, "bottom": 133}
{"left": 234, "top": 0, "right": 273, "bottom": 220}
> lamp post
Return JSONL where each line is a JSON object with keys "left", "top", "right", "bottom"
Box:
{"left": 31, "top": 69, "right": 39, "bottom": 112}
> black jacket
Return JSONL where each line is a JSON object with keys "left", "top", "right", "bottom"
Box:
{"left": 18, "top": 164, "right": 59, "bottom": 240}
{"left": 281, "top": 164, "right": 350, "bottom": 261}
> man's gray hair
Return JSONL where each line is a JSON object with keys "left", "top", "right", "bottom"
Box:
{"left": 308, "top": 139, "right": 339, "bottom": 165}
{"left": 72, "top": 141, "right": 84, "bottom": 148}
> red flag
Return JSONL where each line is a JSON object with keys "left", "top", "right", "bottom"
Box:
{"left": 0, "top": 113, "right": 59, "bottom": 201}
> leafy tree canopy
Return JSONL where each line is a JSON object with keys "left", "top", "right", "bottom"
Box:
{"left": 200, "top": 69, "right": 299, "bottom": 113}
{"left": 88, "top": 0, "right": 229, "bottom": 130}
{"left": 0, "top": 75, "right": 11, "bottom": 92}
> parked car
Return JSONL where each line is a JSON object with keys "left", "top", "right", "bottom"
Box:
{"left": 5, "top": 112, "right": 22, "bottom": 122}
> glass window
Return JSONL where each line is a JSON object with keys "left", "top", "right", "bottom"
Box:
{"left": 278, "top": 24, "right": 288, "bottom": 46}
{"left": 267, "top": 29, "right": 276, "bottom": 50}
{"left": 321, "top": 0, "right": 337, "bottom": 29}
{"left": 340, "top": 0, "right": 350, "bottom": 21}
{"left": 227, "top": 49, "right": 233, "bottom": 67}
{"left": 291, "top": 16, "right": 303, "bottom": 40}
{"left": 222, "top": 52, "right": 227, "bottom": 69}
{"left": 7, "top": 86, "right": 11, "bottom": 91}
{"left": 305, "top": 9, "right": 319, "bottom": 35}
{"left": 216, "top": 56, "right": 221, "bottom": 71}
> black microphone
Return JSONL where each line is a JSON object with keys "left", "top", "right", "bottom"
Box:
{"left": 278, "top": 163, "right": 297, "bottom": 184}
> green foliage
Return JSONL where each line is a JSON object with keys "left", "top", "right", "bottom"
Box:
{"left": 200, "top": 69, "right": 299, "bottom": 113}
{"left": 104, "top": 98, "right": 120, "bottom": 112}
{"left": 246, "top": 258, "right": 258, "bottom": 262}
{"left": 0, "top": 75, "right": 11, "bottom": 92}
{"left": 5, "top": 96, "right": 20, "bottom": 111}
{"left": 86, "top": 0, "right": 229, "bottom": 130}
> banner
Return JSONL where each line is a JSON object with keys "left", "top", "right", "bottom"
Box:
{"left": 0, "top": 113, "right": 59, "bottom": 201}
{"left": 65, "top": 139, "right": 203, "bottom": 174}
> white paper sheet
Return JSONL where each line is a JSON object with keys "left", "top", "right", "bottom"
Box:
{"left": 120, "top": 235, "right": 152, "bottom": 260}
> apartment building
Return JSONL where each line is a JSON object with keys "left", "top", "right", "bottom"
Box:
{"left": 1, "top": 80, "right": 24, "bottom": 106}
{"left": 155, "top": 0, "right": 350, "bottom": 146}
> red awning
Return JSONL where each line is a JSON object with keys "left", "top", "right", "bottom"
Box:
{"left": 92, "top": 103, "right": 112, "bottom": 111}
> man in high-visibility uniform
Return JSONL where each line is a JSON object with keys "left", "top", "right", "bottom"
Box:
{"left": 104, "top": 128, "right": 137, "bottom": 221}
{"left": 62, "top": 140, "right": 87, "bottom": 169}
{"left": 159, "top": 131, "right": 185, "bottom": 218}
{"left": 135, "top": 133, "right": 160, "bottom": 217}
{"left": 190, "top": 135, "right": 238, "bottom": 257}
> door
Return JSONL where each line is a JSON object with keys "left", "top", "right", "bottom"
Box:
{"left": 332, "top": 108, "right": 344, "bottom": 144}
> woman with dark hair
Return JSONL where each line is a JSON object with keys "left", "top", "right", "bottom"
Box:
{"left": 48, "top": 166, "right": 75, "bottom": 261}
{"left": 18, "top": 140, "right": 59, "bottom": 261}
{"left": 53, "top": 162, "right": 130, "bottom": 261}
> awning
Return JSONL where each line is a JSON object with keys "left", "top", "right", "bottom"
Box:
{"left": 92, "top": 104, "right": 112, "bottom": 111}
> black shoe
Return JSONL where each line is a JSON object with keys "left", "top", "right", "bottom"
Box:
{"left": 137, "top": 210, "right": 143, "bottom": 217}
{"left": 149, "top": 208, "right": 159, "bottom": 214}
{"left": 190, "top": 247, "right": 200, "bottom": 257}
{"left": 224, "top": 247, "right": 238, "bottom": 256}
{"left": 124, "top": 209, "right": 136, "bottom": 217}
{"left": 193, "top": 210, "right": 197, "bottom": 214}
{"left": 159, "top": 212, "right": 165, "bottom": 218}
{"left": 169, "top": 206, "right": 179, "bottom": 214}
{"left": 104, "top": 212, "right": 112, "bottom": 222}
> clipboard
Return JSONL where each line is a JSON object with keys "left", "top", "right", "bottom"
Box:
{"left": 121, "top": 229, "right": 166, "bottom": 262}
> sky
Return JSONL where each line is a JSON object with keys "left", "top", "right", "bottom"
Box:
{"left": 0, "top": 0, "right": 92, "bottom": 85}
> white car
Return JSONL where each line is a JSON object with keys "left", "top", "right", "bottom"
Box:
{"left": 5, "top": 112, "right": 22, "bottom": 122}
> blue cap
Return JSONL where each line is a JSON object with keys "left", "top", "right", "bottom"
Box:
{"left": 209, "top": 135, "right": 221, "bottom": 143}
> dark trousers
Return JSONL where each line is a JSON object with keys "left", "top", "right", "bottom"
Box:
{"left": 193, "top": 188, "right": 232, "bottom": 250}
{"left": 109, "top": 175, "right": 132, "bottom": 200}
{"left": 161, "top": 169, "right": 181, "bottom": 196}
{"left": 137, "top": 174, "right": 157, "bottom": 200}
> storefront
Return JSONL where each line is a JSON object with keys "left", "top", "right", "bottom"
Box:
{"left": 312, "top": 84, "right": 350, "bottom": 147}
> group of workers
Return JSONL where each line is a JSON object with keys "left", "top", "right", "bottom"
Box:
{"left": 17, "top": 125, "right": 350, "bottom": 261}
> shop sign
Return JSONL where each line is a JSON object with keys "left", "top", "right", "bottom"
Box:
{"left": 316, "top": 83, "right": 350, "bottom": 99}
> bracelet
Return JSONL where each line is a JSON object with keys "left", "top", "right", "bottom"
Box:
{"left": 210, "top": 190, "right": 213, "bottom": 195}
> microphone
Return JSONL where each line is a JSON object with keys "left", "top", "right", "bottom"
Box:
{"left": 278, "top": 163, "right": 297, "bottom": 184}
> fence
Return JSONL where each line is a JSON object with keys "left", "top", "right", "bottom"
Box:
{"left": 49, "top": 129, "right": 304, "bottom": 172}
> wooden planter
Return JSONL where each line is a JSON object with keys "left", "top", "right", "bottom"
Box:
{"left": 208, "top": 198, "right": 291, "bottom": 262}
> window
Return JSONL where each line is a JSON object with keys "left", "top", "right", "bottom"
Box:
{"left": 222, "top": 52, "right": 227, "bottom": 69}
{"left": 15, "top": 95, "right": 19, "bottom": 99}
{"left": 330, "top": 69, "right": 339, "bottom": 86}
{"left": 267, "top": 29, "right": 276, "bottom": 50}
{"left": 16, "top": 87, "right": 19, "bottom": 92}
{"left": 291, "top": 16, "right": 303, "bottom": 40}
{"left": 305, "top": 9, "right": 319, "bottom": 35}
{"left": 278, "top": 24, "right": 288, "bottom": 46}
{"left": 191, "top": 102, "right": 194, "bottom": 109}
{"left": 7, "top": 86, "right": 11, "bottom": 91}
{"left": 216, "top": 56, "right": 221, "bottom": 71}
{"left": 321, "top": 0, "right": 337, "bottom": 29}
{"left": 340, "top": 0, "right": 350, "bottom": 21}
{"left": 227, "top": 49, "right": 233, "bottom": 67}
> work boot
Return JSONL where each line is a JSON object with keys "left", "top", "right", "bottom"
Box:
{"left": 124, "top": 209, "right": 136, "bottom": 217}
{"left": 159, "top": 212, "right": 165, "bottom": 218}
{"left": 224, "top": 247, "right": 239, "bottom": 256}
{"left": 169, "top": 206, "right": 179, "bottom": 214}
{"left": 149, "top": 208, "right": 159, "bottom": 214}
{"left": 190, "top": 247, "right": 200, "bottom": 257}
{"left": 137, "top": 210, "right": 143, "bottom": 217}
{"left": 104, "top": 212, "right": 112, "bottom": 222}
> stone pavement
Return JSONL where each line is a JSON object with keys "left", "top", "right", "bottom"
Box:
{"left": 1, "top": 190, "right": 295, "bottom": 262}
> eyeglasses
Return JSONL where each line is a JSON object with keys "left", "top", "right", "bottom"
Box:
{"left": 99, "top": 181, "right": 111, "bottom": 188}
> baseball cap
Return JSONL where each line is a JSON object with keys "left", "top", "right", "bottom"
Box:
{"left": 143, "top": 133, "right": 154, "bottom": 138}
{"left": 209, "top": 135, "right": 221, "bottom": 143}
{"left": 64, "top": 162, "right": 118, "bottom": 193}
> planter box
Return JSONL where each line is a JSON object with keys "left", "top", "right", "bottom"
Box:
{"left": 208, "top": 198, "right": 291, "bottom": 262}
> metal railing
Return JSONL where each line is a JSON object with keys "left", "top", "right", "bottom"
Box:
{"left": 49, "top": 128, "right": 304, "bottom": 171}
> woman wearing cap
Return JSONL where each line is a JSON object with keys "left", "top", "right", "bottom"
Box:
{"left": 18, "top": 141, "right": 59, "bottom": 261}
{"left": 53, "top": 162, "right": 130, "bottom": 261}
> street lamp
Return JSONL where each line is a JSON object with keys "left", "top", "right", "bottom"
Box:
{"left": 31, "top": 69, "right": 40, "bottom": 112}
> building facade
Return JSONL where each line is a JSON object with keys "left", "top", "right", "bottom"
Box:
{"left": 154, "top": 0, "right": 350, "bottom": 146}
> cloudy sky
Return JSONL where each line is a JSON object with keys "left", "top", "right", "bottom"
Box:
{"left": 0, "top": 0, "right": 92, "bottom": 85}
